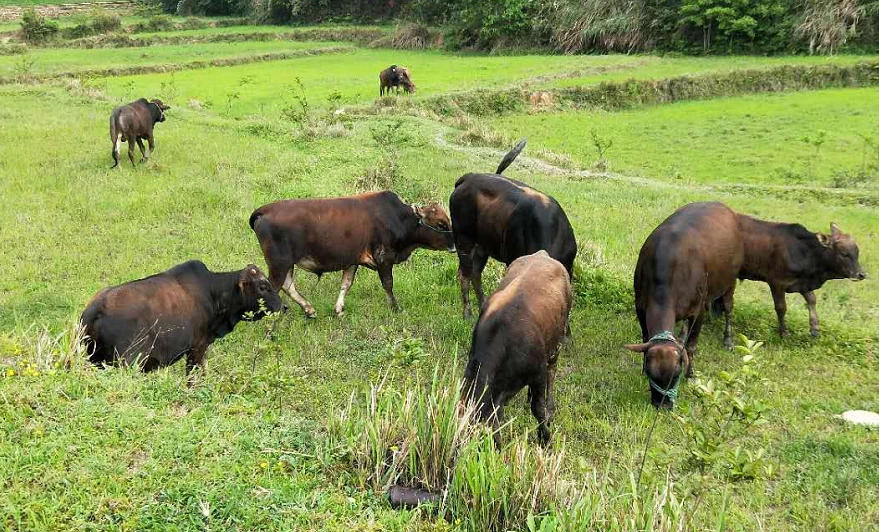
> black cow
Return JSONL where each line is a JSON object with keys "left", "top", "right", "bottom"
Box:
{"left": 450, "top": 140, "right": 577, "bottom": 319}
{"left": 738, "top": 219, "right": 866, "bottom": 337}
{"left": 110, "top": 98, "right": 170, "bottom": 168}
{"left": 462, "top": 251, "right": 572, "bottom": 446}
{"left": 250, "top": 191, "right": 455, "bottom": 318}
{"left": 81, "top": 260, "right": 282, "bottom": 384}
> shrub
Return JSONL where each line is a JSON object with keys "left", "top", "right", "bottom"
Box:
{"left": 181, "top": 17, "right": 209, "bottom": 30}
{"left": 63, "top": 9, "right": 122, "bottom": 39}
{"left": 796, "top": 0, "right": 864, "bottom": 54}
{"left": 143, "top": 14, "right": 176, "bottom": 31}
{"left": 19, "top": 8, "right": 59, "bottom": 44}
{"left": 542, "top": 0, "right": 649, "bottom": 53}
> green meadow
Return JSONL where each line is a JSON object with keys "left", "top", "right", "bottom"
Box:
{"left": 1, "top": 17, "right": 878, "bottom": 531}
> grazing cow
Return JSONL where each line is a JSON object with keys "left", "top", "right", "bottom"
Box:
{"left": 737, "top": 218, "right": 866, "bottom": 338}
{"left": 249, "top": 191, "right": 454, "bottom": 318}
{"left": 628, "top": 202, "right": 744, "bottom": 408}
{"left": 449, "top": 140, "right": 577, "bottom": 319}
{"left": 379, "top": 65, "right": 416, "bottom": 96}
{"left": 462, "top": 251, "right": 572, "bottom": 446}
{"left": 81, "top": 260, "right": 282, "bottom": 384}
{"left": 109, "top": 98, "right": 170, "bottom": 168}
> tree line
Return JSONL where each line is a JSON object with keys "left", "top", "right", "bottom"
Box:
{"left": 162, "top": 0, "right": 879, "bottom": 54}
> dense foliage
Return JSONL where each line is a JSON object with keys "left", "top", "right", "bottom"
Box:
{"left": 155, "top": 0, "right": 879, "bottom": 54}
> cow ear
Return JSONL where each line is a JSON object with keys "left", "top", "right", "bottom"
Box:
{"left": 412, "top": 203, "right": 424, "bottom": 218}
{"left": 817, "top": 233, "right": 832, "bottom": 247}
{"left": 624, "top": 343, "right": 650, "bottom": 353}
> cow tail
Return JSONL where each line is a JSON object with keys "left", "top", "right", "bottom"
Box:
{"left": 248, "top": 210, "right": 262, "bottom": 231}
{"left": 495, "top": 138, "right": 527, "bottom": 174}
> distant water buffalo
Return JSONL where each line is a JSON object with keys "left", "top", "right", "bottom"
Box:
{"left": 82, "top": 260, "right": 282, "bottom": 384}
{"left": 737, "top": 219, "right": 865, "bottom": 338}
{"left": 449, "top": 140, "right": 577, "bottom": 320}
{"left": 629, "top": 202, "right": 744, "bottom": 408}
{"left": 462, "top": 251, "right": 572, "bottom": 446}
{"left": 109, "top": 98, "right": 170, "bottom": 168}
{"left": 379, "top": 65, "right": 415, "bottom": 96}
{"left": 249, "top": 191, "right": 454, "bottom": 318}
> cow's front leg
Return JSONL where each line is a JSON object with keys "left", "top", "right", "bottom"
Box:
{"left": 185, "top": 344, "right": 207, "bottom": 387}
{"left": 770, "top": 285, "right": 788, "bottom": 337}
{"left": 334, "top": 265, "right": 358, "bottom": 317}
{"left": 145, "top": 134, "right": 155, "bottom": 161}
{"left": 803, "top": 291, "right": 820, "bottom": 338}
{"left": 470, "top": 246, "right": 489, "bottom": 311}
{"left": 456, "top": 238, "right": 476, "bottom": 320}
{"left": 377, "top": 266, "right": 400, "bottom": 312}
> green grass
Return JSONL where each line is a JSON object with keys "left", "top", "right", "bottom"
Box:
{"left": 131, "top": 23, "right": 382, "bottom": 38}
{"left": 0, "top": 40, "right": 345, "bottom": 77}
{"left": 2, "top": 41, "right": 879, "bottom": 530}
{"left": 0, "top": 0, "right": 97, "bottom": 5}
{"left": 489, "top": 87, "right": 879, "bottom": 188}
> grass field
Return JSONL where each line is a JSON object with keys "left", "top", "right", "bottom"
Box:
{"left": 489, "top": 87, "right": 879, "bottom": 188}
{"left": 1, "top": 19, "right": 878, "bottom": 531}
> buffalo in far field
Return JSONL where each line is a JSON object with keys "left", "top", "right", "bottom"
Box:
{"left": 379, "top": 65, "right": 416, "bottom": 96}
{"left": 109, "top": 98, "right": 170, "bottom": 168}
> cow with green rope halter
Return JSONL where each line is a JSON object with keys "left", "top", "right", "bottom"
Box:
{"left": 625, "top": 330, "right": 689, "bottom": 408}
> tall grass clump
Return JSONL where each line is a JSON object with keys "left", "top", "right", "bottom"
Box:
{"left": 542, "top": 0, "right": 649, "bottom": 53}
{"left": 796, "top": 0, "right": 865, "bottom": 54}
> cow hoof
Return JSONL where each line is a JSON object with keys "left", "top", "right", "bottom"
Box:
{"left": 305, "top": 309, "right": 317, "bottom": 319}
{"left": 779, "top": 330, "right": 790, "bottom": 339}
{"left": 723, "top": 338, "right": 734, "bottom": 350}
{"left": 811, "top": 329, "right": 820, "bottom": 338}
{"left": 334, "top": 308, "right": 345, "bottom": 318}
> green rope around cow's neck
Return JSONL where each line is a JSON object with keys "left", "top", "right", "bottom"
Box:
{"left": 645, "top": 330, "right": 682, "bottom": 403}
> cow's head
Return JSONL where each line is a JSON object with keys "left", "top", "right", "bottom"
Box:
{"left": 818, "top": 223, "right": 866, "bottom": 281}
{"left": 625, "top": 331, "right": 689, "bottom": 409}
{"left": 238, "top": 265, "right": 284, "bottom": 320}
{"left": 397, "top": 67, "right": 415, "bottom": 93}
{"left": 413, "top": 202, "right": 455, "bottom": 252}
{"left": 149, "top": 99, "right": 171, "bottom": 123}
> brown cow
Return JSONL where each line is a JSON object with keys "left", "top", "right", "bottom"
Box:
{"left": 249, "top": 191, "right": 454, "bottom": 318}
{"left": 450, "top": 140, "right": 577, "bottom": 320}
{"left": 737, "top": 218, "right": 866, "bottom": 338}
{"left": 627, "top": 202, "right": 743, "bottom": 408}
{"left": 379, "top": 65, "right": 416, "bottom": 96}
{"left": 110, "top": 98, "right": 170, "bottom": 168}
{"left": 462, "top": 250, "right": 572, "bottom": 446}
{"left": 81, "top": 260, "right": 283, "bottom": 385}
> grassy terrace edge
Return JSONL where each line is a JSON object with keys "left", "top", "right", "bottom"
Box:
{"left": 408, "top": 60, "right": 879, "bottom": 117}
{"left": 0, "top": 44, "right": 353, "bottom": 83}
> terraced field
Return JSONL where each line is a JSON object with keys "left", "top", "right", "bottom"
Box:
{"left": 1, "top": 18, "right": 878, "bottom": 531}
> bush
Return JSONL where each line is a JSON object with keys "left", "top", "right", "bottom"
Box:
{"left": 63, "top": 9, "right": 122, "bottom": 39}
{"left": 181, "top": 17, "right": 209, "bottom": 30}
{"left": 19, "top": 8, "right": 59, "bottom": 44}
{"left": 143, "top": 14, "right": 175, "bottom": 31}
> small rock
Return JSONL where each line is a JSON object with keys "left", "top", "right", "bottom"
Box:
{"left": 838, "top": 410, "right": 879, "bottom": 427}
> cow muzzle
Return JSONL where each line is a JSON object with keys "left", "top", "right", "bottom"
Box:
{"left": 854, "top": 271, "right": 867, "bottom": 281}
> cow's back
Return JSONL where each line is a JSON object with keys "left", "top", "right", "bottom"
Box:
{"left": 635, "top": 202, "right": 743, "bottom": 315}
{"left": 451, "top": 174, "right": 576, "bottom": 273}
{"left": 469, "top": 251, "right": 571, "bottom": 375}
{"left": 81, "top": 261, "right": 209, "bottom": 366}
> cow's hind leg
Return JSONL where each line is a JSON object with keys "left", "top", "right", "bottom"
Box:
{"left": 803, "top": 291, "right": 820, "bottom": 338}
{"left": 721, "top": 288, "right": 735, "bottom": 349}
{"left": 283, "top": 268, "right": 317, "bottom": 319}
{"left": 456, "top": 237, "right": 477, "bottom": 320}
{"left": 127, "top": 137, "right": 137, "bottom": 167}
{"left": 136, "top": 138, "right": 147, "bottom": 163}
{"left": 111, "top": 134, "right": 122, "bottom": 168}
{"left": 334, "top": 265, "right": 358, "bottom": 317}
{"left": 529, "top": 369, "right": 555, "bottom": 446}
{"left": 470, "top": 246, "right": 490, "bottom": 311}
